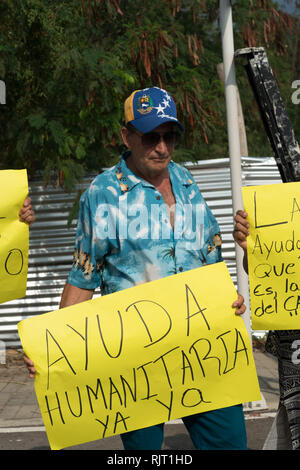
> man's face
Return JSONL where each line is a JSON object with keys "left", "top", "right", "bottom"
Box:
{"left": 122, "top": 122, "right": 179, "bottom": 180}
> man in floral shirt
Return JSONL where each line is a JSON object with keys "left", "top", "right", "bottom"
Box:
{"left": 25, "top": 87, "right": 247, "bottom": 450}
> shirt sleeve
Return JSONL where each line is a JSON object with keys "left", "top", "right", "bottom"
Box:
{"left": 203, "top": 199, "right": 223, "bottom": 263}
{"left": 67, "top": 188, "right": 108, "bottom": 290}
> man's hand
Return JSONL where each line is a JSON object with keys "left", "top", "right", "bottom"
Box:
{"left": 23, "top": 354, "right": 36, "bottom": 378}
{"left": 233, "top": 210, "right": 249, "bottom": 274}
{"left": 233, "top": 210, "right": 249, "bottom": 252}
{"left": 232, "top": 293, "right": 246, "bottom": 316}
{"left": 19, "top": 197, "right": 35, "bottom": 226}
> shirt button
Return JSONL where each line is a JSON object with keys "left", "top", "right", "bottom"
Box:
{"left": 179, "top": 266, "right": 183, "bottom": 272}
{"left": 156, "top": 195, "right": 161, "bottom": 200}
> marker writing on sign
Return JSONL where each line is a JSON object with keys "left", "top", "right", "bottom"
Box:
{"left": 39, "top": 280, "right": 250, "bottom": 440}
{"left": 43, "top": 327, "right": 249, "bottom": 437}
{"left": 0, "top": 216, "right": 25, "bottom": 276}
{"left": 254, "top": 192, "right": 300, "bottom": 228}
{"left": 251, "top": 194, "right": 300, "bottom": 261}
{"left": 45, "top": 283, "right": 211, "bottom": 389}
{"left": 250, "top": 190, "right": 300, "bottom": 320}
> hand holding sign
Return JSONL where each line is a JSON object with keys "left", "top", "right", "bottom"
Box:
{"left": 233, "top": 210, "right": 250, "bottom": 252}
{"left": 19, "top": 197, "right": 35, "bottom": 226}
{"left": 0, "top": 170, "right": 29, "bottom": 304}
{"left": 233, "top": 210, "right": 250, "bottom": 273}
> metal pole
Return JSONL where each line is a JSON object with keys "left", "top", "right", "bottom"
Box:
{"left": 219, "top": 0, "right": 252, "bottom": 338}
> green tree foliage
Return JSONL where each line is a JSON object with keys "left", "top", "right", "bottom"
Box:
{"left": 233, "top": 0, "right": 300, "bottom": 157}
{"left": 0, "top": 0, "right": 299, "bottom": 190}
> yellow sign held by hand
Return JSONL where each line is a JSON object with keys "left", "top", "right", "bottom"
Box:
{"left": 0, "top": 169, "right": 29, "bottom": 304}
{"left": 18, "top": 262, "right": 261, "bottom": 450}
{"left": 243, "top": 182, "right": 300, "bottom": 330}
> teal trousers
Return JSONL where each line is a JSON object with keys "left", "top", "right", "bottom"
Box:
{"left": 121, "top": 404, "right": 247, "bottom": 450}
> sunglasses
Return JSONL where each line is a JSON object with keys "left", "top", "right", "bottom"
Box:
{"left": 127, "top": 124, "right": 180, "bottom": 148}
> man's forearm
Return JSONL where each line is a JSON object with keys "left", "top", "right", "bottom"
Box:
{"left": 60, "top": 282, "right": 94, "bottom": 308}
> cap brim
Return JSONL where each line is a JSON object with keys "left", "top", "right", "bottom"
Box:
{"left": 130, "top": 114, "right": 184, "bottom": 134}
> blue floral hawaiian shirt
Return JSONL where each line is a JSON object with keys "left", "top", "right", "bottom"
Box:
{"left": 67, "top": 151, "right": 222, "bottom": 295}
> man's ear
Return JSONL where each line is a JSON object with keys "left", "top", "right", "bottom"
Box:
{"left": 121, "top": 126, "right": 131, "bottom": 149}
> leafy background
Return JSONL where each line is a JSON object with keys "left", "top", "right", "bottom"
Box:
{"left": 0, "top": 0, "right": 299, "bottom": 192}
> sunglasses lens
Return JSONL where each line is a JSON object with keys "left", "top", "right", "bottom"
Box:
{"left": 141, "top": 131, "right": 180, "bottom": 147}
{"left": 142, "top": 133, "right": 160, "bottom": 147}
{"left": 164, "top": 132, "right": 180, "bottom": 146}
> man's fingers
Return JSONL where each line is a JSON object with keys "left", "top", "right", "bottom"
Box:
{"left": 233, "top": 211, "right": 249, "bottom": 249}
{"left": 233, "top": 226, "right": 248, "bottom": 247}
{"left": 234, "top": 222, "right": 249, "bottom": 236}
{"left": 234, "top": 210, "right": 248, "bottom": 219}
{"left": 234, "top": 303, "right": 246, "bottom": 315}
{"left": 23, "top": 355, "right": 36, "bottom": 378}
{"left": 234, "top": 213, "right": 249, "bottom": 228}
{"left": 23, "top": 197, "right": 31, "bottom": 207}
{"left": 19, "top": 207, "right": 32, "bottom": 219}
{"left": 19, "top": 199, "right": 35, "bottom": 226}
{"left": 232, "top": 294, "right": 246, "bottom": 315}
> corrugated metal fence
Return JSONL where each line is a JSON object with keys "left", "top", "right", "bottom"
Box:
{"left": 0, "top": 156, "right": 281, "bottom": 348}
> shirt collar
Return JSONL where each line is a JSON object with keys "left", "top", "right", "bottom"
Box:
{"left": 114, "top": 151, "right": 193, "bottom": 193}
{"left": 114, "top": 151, "right": 146, "bottom": 193}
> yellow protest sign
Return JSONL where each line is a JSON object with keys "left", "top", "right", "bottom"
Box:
{"left": 243, "top": 182, "right": 300, "bottom": 330}
{"left": 0, "top": 170, "right": 29, "bottom": 304}
{"left": 18, "top": 262, "right": 261, "bottom": 451}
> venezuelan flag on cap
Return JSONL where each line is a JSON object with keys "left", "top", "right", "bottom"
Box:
{"left": 124, "top": 87, "right": 184, "bottom": 134}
